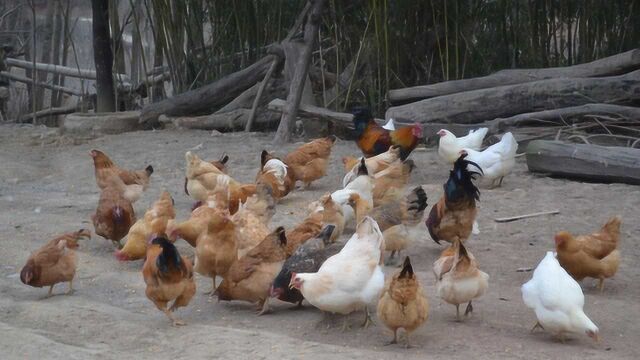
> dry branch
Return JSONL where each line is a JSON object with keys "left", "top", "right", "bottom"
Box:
{"left": 386, "top": 70, "right": 640, "bottom": 124}
{"left": 267, "top": 98, "right": 387, "bottom": 126}
{"left": 526, "top": 140, "right": 640, "bottom": 185}
{"left": 16, "top": 105, "right": 77, "bottom": 122}
{"left": 388, "top": 48, "right": 640, "bottom": 103}
{"left": 139, "top": 54, "right": 282, "bottom": 124}
{"left": 5, "top": 57, "right": 129, "bottom": 82}
{"left": 1, "top": 71, "right": 83, "bottom": 96}
{"left": 246, "top": 58, "right": 279, "bottom": 131}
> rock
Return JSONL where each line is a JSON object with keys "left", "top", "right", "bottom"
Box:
{"left": 60, "top": 111, "right": 142, "bottom": 138}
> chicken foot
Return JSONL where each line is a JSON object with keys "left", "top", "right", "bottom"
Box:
{"left": 205, "top": 277, "right": 217, "bottom": 296}
{"left": 66, "top": 279, "right": 74, "bottom": 295}
{"left": 162, "top": 308, "right": 186, "bottom": 326}
{"left": 46, "top": 285, "right": 55, "bottom": 298}
{"left": 383, "top": 329, "right": 398, "bottom": 346}
{"left": 256, "top": 298, "right": 271, "bottom": 316}
{"left": 464, "top": 301, "right": 473, "bottom": 316}
{"left": 361, "top": 306, "right": 375, "bottom": 328}
{"left": 530, "top": 321, "right": 544, "bottom": 333}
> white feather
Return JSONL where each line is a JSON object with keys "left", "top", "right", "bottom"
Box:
{"left": 463, "top": 132, "right": 518, "bottom": 185}
{"left": 382, "top": 118, "right": 396, "bottom": 130}
{"left": 438, "top": 127, "right": 489, "bottom": 163}
{"left": 263, "top": 158, "right": 288, "bottom": 185}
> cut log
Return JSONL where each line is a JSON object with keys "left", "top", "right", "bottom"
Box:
{"left": 17, "top": 105, "right": 77, "bottom": 123}
{"left": 525, "top": 140, "right": 640, "bottom": 185}
{"left": 386, "top": 70, "right": 640, "bottom": 125}
{"left": 486, "top": 104, "right": 640, "bottom": 132}
{"left": 139, "top": 54, "right": 281, "bottom": 124}
{"left": 159, "top": 108, "right": 280, "bottom": 131}
{"left": 61, "top": 111, "right": 142, "bottom": 137}
{"left": 388, "top": 48, "right": 640, "bottom": 103}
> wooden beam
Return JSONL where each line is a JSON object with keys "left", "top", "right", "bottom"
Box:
{"left": 4, "top": 57, "right": 129, "bottom": 82}
{"left": 1, "top": 71, "right": 84, "bottom": 96}
{"left": 388, "top": 48, "right": 640, "bottom": 104}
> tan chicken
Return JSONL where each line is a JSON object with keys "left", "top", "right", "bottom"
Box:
{"left": 555, "top": 216, "right": 622, "bottom": 291}
{"left": 372, "top": 160, "right": 415, "bottom": 207}
{"left": 184, "top": 153, "right": 229, "bottom": 196}
{"left": 369, "top": 187, "right": 428, "bottom": 264}
{"left": 90, "top": 149, "right": 153, "bottom": 203}
{"left": 92, "top": 175, "right": 136, "bottom": 248}
{"left": 284, "top": 209, "right": 324, "bottom": 257}
{"left": 194, "top": 208, "right": 238, "bottom": 293}
{"left": 433, "top": 240, "right": 489, "bottom": 321}
{"left": 377, "top": 257, "right": 429, "bottom": 347}
{"left": 284, "top": 136, "right": 337, "bottom": 188}
{"left": 143, "top": 236, "right": 196, "bottom": 326}
{"left": 215, "top": 227, "right": 288, "bottom": 314}
{"left": 115, "top": 191, "right": 176, "bottom": 261}
{"left": 255, "top": 150, "right": 296, "bottom": 200}
{"left": 20, "top": 229, "right": 90, "bottom": 297}
{"left": 347, "top": 193, "right": 372, "bottom": 225}
{"left": 342, "top": 146, "right": 401, "bottom": 186}
{"left": 313, "top": 193, "right": 345, "bottom": 242}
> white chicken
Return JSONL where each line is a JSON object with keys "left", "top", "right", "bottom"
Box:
{"left": 521, "top": 251, "right": 600, "bottom": 343}
{"left": 289, "top": 216, "right": 385, "bottom": 329}
{"left": 461, "top": 132, "right": 518, "bottom": 188}
{"left": 331, "top": 158, "right": 373, "bottom": 226}
{"left": 433, "top": 240, "right": 489, "bottom": 321}
{"left": 438, "top": 128, "right": 488, "bottom": 164}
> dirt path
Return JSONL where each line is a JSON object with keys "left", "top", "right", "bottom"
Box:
{"left": 1, "top": 124, "right": 638, "bottom": 359}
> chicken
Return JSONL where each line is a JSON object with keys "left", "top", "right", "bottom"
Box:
{"left": 90, "top": 149, "right": 153, "bottom": 203}
{"left": 347, "top": 193, "right": 372, "bottom": 225}
{"left": 270, "top": 225, "right": 343, "bottom": 307}
{"left": 330, "top": 158, "right": 374, "bottom": 226}
{"left": 233, "top": 199, "right": 271, "bottom": 258}
{"left": 213, "top": 174, "right": 258, "bottom": 214}
{"left": 284, "top": 136, "right": 337, "bottom": 188}
{"left": 193, "top": 208, "right": 238, "bottom": 293}
{"left": 555, "top": 216, "right": 621, "bottom": 291}
{"left": 437, "top": 128, "right": 488, "bottom": 164}
{"left": 433, "top": 240, "right": 489, "bottom": 321}
{"left": 342, "top": 146, "right": 401, "bottom": 187}
{"left": 166, "top": 204, "right": 215, "bottom": 247}
{"left": 255, "top": 150, "right": 296, "bottom": 200}
{"left": 92, "top": 175, "right": 136, "bottom": 248}
{"left": 522, "top": 251, "right": 599, "bottom": 343}
{"left": 461, "top": 132, "right": 518, "bottom": 188}
{"left": 184, "top": 151, "right": 228, "bottom": 203}
{"left": 372, "top": 159, "right": 415, "bottom": 207}
{"left": 284, "top": 208, "right": 324, "bottom": 257}
{"left": 242, "top": 184, "right": 276, "bottom": 224}
{"left": 369, "top": 186, "right": 428, "bottom": 264}
{"left": 426, "top": 154, "right": 482, "bottom": 245}
{"left": 142, "top": 236, "right": 196, "bottom": 326}
{"left": 377, "top": 257, "right": 429, "bottom": 347}
{"left": 352, "top": 107, "right": 423, "bottom": 160}
{"left": 115, "top": 191, "right": 176, "bottom": 261}
{"left": 290, "top": 216, "right": 385, "bottom": 329}
{"left": 318, "top": 193, "right": 345, "bottom": 242}
{"left": 20, "top": 229, "right": 90, "bottom": 297}
{"left": 184, "top": 153, "right": 229, "bottom": 196}
{"left": 215, "top": 227, "right": 289, "bottom": 314}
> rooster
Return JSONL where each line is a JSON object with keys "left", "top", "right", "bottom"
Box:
{"left": 426, "top": 154, "right": 482, "bottom": 245}
{"left": 352, "top": 108, "right": 423, "bottom": 161}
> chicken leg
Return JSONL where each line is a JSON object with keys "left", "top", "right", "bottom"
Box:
{"left": 163, "top": 308, "right": 186, "bottom": 326}
{"left": 530, "top": 321, "right": 544, "bottom": 333}
{"left": 598, "top": 278, "right": 605, "bottom": 292}
{"left": 46, "top": 285, "right": 55, "bottom": 298}
{"left": 66, "top": 279, "right": 74, "bottom": 295}
{"left": 464, "top": 301, "right": 473, "bottom": 316}
{"left": 384, "top": 329, "right": 398, "bottom": 346}
{"left": 361, "top": 306, "right": 374, "bottom": 328}
{"left": 455, "top": 304, "right": 461, "bottom": 322}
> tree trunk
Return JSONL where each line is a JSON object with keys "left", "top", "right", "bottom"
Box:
{"left": 386, "top": 70, "right": 640, "bottom": 124}
{"left": 388, "top": 48, "right": 640, "bottom": 104}
{"left": 92, "top": 0, "right": 116, "bottom": 112}
{"left": 273, "top": 0, "right": 326, "bottom": 145}
{"left": 130, "top": 0, "right": 143, "bottom": 86}
{"left": 109, "top": 0, "right": 126, "bottom": 74}
{"left": 35, "top": 0, "right": 56, "bottom": 110}
{"left": 50, "top": 0, "right": 64, "bottom": 107}
{"left": 526, "top": 140, "right": 640, "bottom": 185}
{"left": 139, "top": 54, "right": 282, "bottom": 124}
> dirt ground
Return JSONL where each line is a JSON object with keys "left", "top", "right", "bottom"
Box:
{"left": 0, "top": 124, "right": 638, "bottom": 360}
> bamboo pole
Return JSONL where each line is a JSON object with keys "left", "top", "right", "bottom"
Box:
{"left": 4, "top": 58, "right": 129, "bottom": 82}
{"left": 0, "top": 71, "right": 83, "bottom": 96}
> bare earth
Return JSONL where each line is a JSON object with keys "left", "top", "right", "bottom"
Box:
{"left": 1, "top": 124, "right": 638, "bottom": 360}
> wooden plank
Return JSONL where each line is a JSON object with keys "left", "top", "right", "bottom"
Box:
{"left": 386, "top": 70, "right": 640, "bottom": 125}
{"left": 526, "top": 140, "right": 640, "bottom": 185}
{"left": 388, "top": 48, "right": 640, "bottom": 104}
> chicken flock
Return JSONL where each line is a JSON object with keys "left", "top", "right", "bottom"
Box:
{"left": 19, "top": 111, "right": 622, "bottom": 348}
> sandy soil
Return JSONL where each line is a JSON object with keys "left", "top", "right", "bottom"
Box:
{"left": 1, "top": 124, "right": 638, "bottom": 360}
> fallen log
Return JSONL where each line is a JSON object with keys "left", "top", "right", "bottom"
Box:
{"left": 139, "top": 54, "right": 282, "bottom": 124}
{"left": 386, "top": 70, "right": 640, "bottom": 124}
{"left": 159, "top": 108, "right": 280, "bottom": 131}
{"left": 267, "top": 98, "right": 387, "bottom": 127}
{"left": 526, "top": 140, "right": 640, "bottom": 185}
{"left": 1, "top": 71, "right": 84, "bottom": 96}
{"left": 486, "top": 104, "right": 640, "bottom": 133}
{"left": 388, "top": 48, "right": 640, "bottom": 103}
{"left": 16, "top": 105, "right": 78, "bottom": 123}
